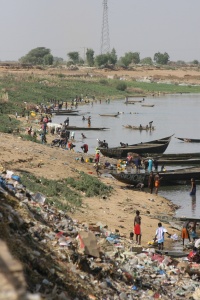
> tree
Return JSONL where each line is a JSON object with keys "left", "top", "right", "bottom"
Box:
{"left": 95, "top": 54, "right": 109, "bottom": 67}
{"left": 86, "top": 48, "right": 94, "bottom": 66}
{"left": 140, "top": 57, "right": 153, "bottom": 65}
{"left": 119, "top": 52, "right": 140, "bottom": 67}
{"left": 67, "top": 52, "right": 79, "bottom": 64}
{"left": 192, "top": 60, "right": 199, "bottom": 65}
{"left": 108, "top": 48, "right": 118, "bottom": 65}
{"left": 19, "top": 47, "right": 53, "bottom": 65}
{"left": 154, "top": 52, "right": 170, "bottom": 65}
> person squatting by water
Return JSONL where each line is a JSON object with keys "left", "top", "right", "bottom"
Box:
{"left": 134, "top": 210, "right": 141, "bottom": 245}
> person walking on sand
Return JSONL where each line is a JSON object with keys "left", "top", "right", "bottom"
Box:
{"left": 134, "top": 210, "right": 141, "bottom": 245}
{"left": 190, "top": 178, "right": 196, "bottom": 196}
{"left": 154, "top": 222, "right": 171, "bottom": 250}
{"left": 181, "top": 221, "right": 191, "bottom": 246}
{"left": 148, "top": 171, "right": 154, "bottom": 194}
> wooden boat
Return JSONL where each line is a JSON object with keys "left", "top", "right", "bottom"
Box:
{"left": 123, "top": 125, "right": 155, "bottom": 130}
{"left": 175, "top": 137, "right": 200, "bottom": 143}
{"left": 111, "top": 166, "right": 200, "bottom": 186}
{"left": 141, "top": 104, "right": 155, "bottom": 107}
{"left": 99, "top": 141, "right": 170, "bottom": 158}
{"left": 51, "top": 109, "right": 79, "bottom": 113}
{"left": 125, "top": 100, "right": 143, "bottom": 104}
{"left": 99, "top": 113, "right": 119, "bottom": 117}
{"left": 53, "top": 112, "right": 82, "bottom": 116}
{"left": 158, "top": 153, "right": 200, "bottom": 159}
{"left": 98, "top": 135, "right": 173, "bottom": 158}
{"left": 156, "top": 158, "right": 200, "bottom": 165}
{"left": 64, "top": 126, "right": 109, "bottom": 131}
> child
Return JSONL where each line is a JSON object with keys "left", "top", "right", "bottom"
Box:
{"left": 154, "top": 222, "right": 171, "bottom": 250}
{"left": 181, "top": 221, "right": 191, "bottom": 246}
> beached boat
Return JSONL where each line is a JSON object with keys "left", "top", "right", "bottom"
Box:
{"left": 111, "top": 166, "right": 200, "bottom": 186}
{"left": 123, "top": 125, "right": 155, "bottom": 130}
{"left": 98, "top": 135, "right": 173, "bottom": 158}
{"left": 99, "top": 113, "right": 119, "bottom": 117}
{"left": 156, "top": 158, "right": 200, "bottom": 165}
{"left": 141, "top": 104, "right": 155, "bottom": 107}
{"left": 175, "top": 137, "right": 200, "bottom": 143}
{"left": 99, "top": 141, "right": 171, "bottom": 158}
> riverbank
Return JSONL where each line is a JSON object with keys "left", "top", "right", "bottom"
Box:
{"left": 0, "top": 130, "right": 180, "bottom": 249}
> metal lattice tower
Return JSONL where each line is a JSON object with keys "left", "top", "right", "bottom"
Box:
{"left": 100, "top": 0, "right": 110, "bottom": 54}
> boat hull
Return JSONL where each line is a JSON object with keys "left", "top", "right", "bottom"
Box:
{"left": 175, "top": 137, "right": 200, "bottom": 143}
{"left": 112, "top": 167, "right": 200, "bottom": 186}
{"left": 99, "top": 140, "right": 171, "bottom": 158}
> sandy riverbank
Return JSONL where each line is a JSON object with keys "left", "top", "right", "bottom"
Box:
{"left": 0, "top": 125, "right": 180, "bottom": 248}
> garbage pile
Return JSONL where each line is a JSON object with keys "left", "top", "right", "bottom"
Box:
{"left": 1, "top": 170, "right": 200, "bottom": 299}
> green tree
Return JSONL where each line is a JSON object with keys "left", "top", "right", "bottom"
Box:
{"left": 86, "top": 48, "right": 95, "bottom": 66}
{"left": 119, "top": 52, "right": 140, "bottom": 67}
{"left": 154, "top": 52, "right": 170, "bottom": 65}
{"left": 95, "top": 54, "right": 109, "bottom": 67}
{"left": 192, "top": 60, "right": 199, "bottom": 65}
{"left": 19, "top": 47, "right": 53, "bottom": 65}
{"left": 108, "top": 48, "right": 118, "bottom": 65}
{"left": 44, "top": 54, "right": 53, "bottom": 65}
{"left": 67, "top": 52, "right": 79, "bottom": 64}
{"left": 140, "top": 57, "right": 153, "bottom": 65}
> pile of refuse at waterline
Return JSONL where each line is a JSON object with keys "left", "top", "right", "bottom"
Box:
{"left": 1, "top": 170, "right": 200, "bottom": 299}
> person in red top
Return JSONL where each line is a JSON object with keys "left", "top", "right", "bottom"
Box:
{"left": 81, "top": 144, "right": 88, "bottom": 153}
{"left": 134, "top": 210, "right": 141, "bottom": 245}
{"left": 95, "top": 152, "right": 100, "bottom": 163}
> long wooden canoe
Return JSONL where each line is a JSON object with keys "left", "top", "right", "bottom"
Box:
{"left": 112, "top": 166, "right": 200, "bottom": 186}
{"left": 123, "top": 125, "right": 155, "bottom": 130}
{"left": 141, "top": 104, "right": 155, "bottom": 107}
{"left": 99, "top": 141, "right": 170, "bottom": 158}
{"left": 64, "top": 126, "right": 109, "bottom": 131}
{"left": 175, "top": 137, "right": 200, "bottom": 143}
{"left": 98, "top": 135, "right": 173, "bottom": 158}
{"left": 99, "top": 113, "right": 119, "bottom": 117}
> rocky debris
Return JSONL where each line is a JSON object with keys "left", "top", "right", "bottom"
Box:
{"left": 1, "top": 169, "right": 200, "bottom": 299}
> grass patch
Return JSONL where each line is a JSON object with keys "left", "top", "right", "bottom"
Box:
{"left": 65, "top": 171, "right": 113, "bottom": 197}
{"left": 0, "top": 113, "right": 20, "bottom": 133}
{"left": 20, "top": 172, "right": 82, "bottom": 211}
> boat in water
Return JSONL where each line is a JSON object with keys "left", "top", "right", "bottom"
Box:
{"left": 175, "top": 137, "right": 200, "bottom": 143}
{"left": 99, "top": 113, "right": 119, "bottom": 117}
{"left": 123, "top": 125, "right": 155, "bottom": 130}
{"left": 98, "top": 135, "right": 173, "bottom": 158}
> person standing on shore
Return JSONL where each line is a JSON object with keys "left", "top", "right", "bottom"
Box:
{"left": 154, "top": 172, "right": 162, "bottom": 195}
{"left": 134, "top": 210, "right": 141, "bottom": 245}
{"left": 148, "top": 171, "right": 154, "bottom": 194}
{"left": 190, "top": 178, "right": 196, "bottom": 196}
{"left": 181, "top": 221, "right": 191, "bottom": 246}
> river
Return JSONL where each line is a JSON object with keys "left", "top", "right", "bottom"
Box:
{"left": 52, "top": 93, "right": 200, "bottom": 217}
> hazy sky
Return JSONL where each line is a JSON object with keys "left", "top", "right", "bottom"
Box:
{"left": 0, "top": 0, "right": 199, "bottom": 62}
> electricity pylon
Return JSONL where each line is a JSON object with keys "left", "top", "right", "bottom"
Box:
{"left": 100, "top": 0, "right": 110, "bottom": 54}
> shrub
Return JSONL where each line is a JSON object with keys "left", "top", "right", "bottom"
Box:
{"left": 116, "top": 82, "right": 127, "bottom": 91}
{"left": 99, "top": 79, "right": 108, "bottom": 85}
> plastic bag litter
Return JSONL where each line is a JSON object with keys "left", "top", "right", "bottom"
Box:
{"left": 32, "top": 192, "right": 46, "bottom": 204}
